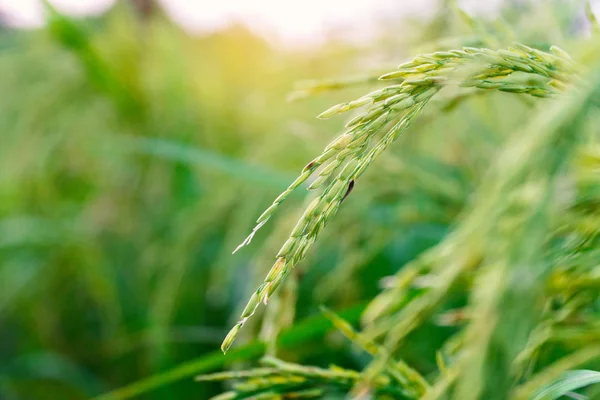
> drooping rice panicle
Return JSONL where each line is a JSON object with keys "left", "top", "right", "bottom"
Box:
{"left": 223, "top": 45, "right": 579, "bottom": 354}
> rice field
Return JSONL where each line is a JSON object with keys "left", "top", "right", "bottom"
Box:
{"left": 1, "top": 1, "right": 600, "bottom": 399}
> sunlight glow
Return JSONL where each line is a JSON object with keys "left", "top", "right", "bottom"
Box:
{"left": 0, "top": 0, "right": 532, "bottom": 45}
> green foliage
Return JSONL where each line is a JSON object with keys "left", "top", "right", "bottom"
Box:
{"left": 2, "top": 1, "right": 600, "bottom": 400}
{"left": 532, "top": 370, "right": 600, "bottom": 400}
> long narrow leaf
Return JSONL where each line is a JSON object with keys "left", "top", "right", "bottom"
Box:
{"left": 532, "top": 370, "right": 600, "bottom": 400}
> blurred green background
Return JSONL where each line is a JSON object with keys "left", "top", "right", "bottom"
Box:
{"left": 0, "top": 1, "right": 590, "bottom": 399}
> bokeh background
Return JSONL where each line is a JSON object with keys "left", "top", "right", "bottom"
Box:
{"left": 0, "top": 1, "right": 595, "bottom": 399}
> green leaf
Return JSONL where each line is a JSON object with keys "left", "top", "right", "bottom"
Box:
{"left": 532, "top": 370, "right": 600, "bottom": 400}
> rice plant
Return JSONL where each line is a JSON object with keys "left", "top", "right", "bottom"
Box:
{"left": 205, "top": 6, "right": 600, "bottom": 400}
{"left": 4, "top": 2, "right": 600, "bottom": 400}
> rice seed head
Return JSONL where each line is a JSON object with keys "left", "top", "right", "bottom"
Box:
{"left": 390, "top": 97, "right": 415, "bottom": 111}
{"left": 276, "top": 238, "right": 296, "bottom": 258}
{"left": 307, "top": 174, "right": 330, "bottom": 190}
{"left": 339, "top": 159, "right": 360, "bottom": 180}
{"left": 221, "top": 323, "right": 243, "bottom": 354}
{"left": 320, "top": 159, "right": 342, "bottom": 176}
{"left": 266, "top": 257, "right": 287, "bottom": 281}
{"left": 383, "top": 93, "right": 410, "bottom": 107}
{"left": 345, "top": 114, "right": 365, "bottom": 128}
{"left": 315, "top": 148, "right": 338, "bottom": 163}
{"left": 225, "top": 44, "right": 578, "bottom": 354}
{"left": 256, "top": 203, "right": 279, "bottom": 224}
{"left": 379, "top": 71, "right": 407, "bottom": 80}
{"left": 317, "top": 97, "right": 372, "bottom": 119}
{"left": 317, "top": 103, "right": 347, "bottom": 119}
{"left": 241, "top": 292, "right": 262, "bottom": 319}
